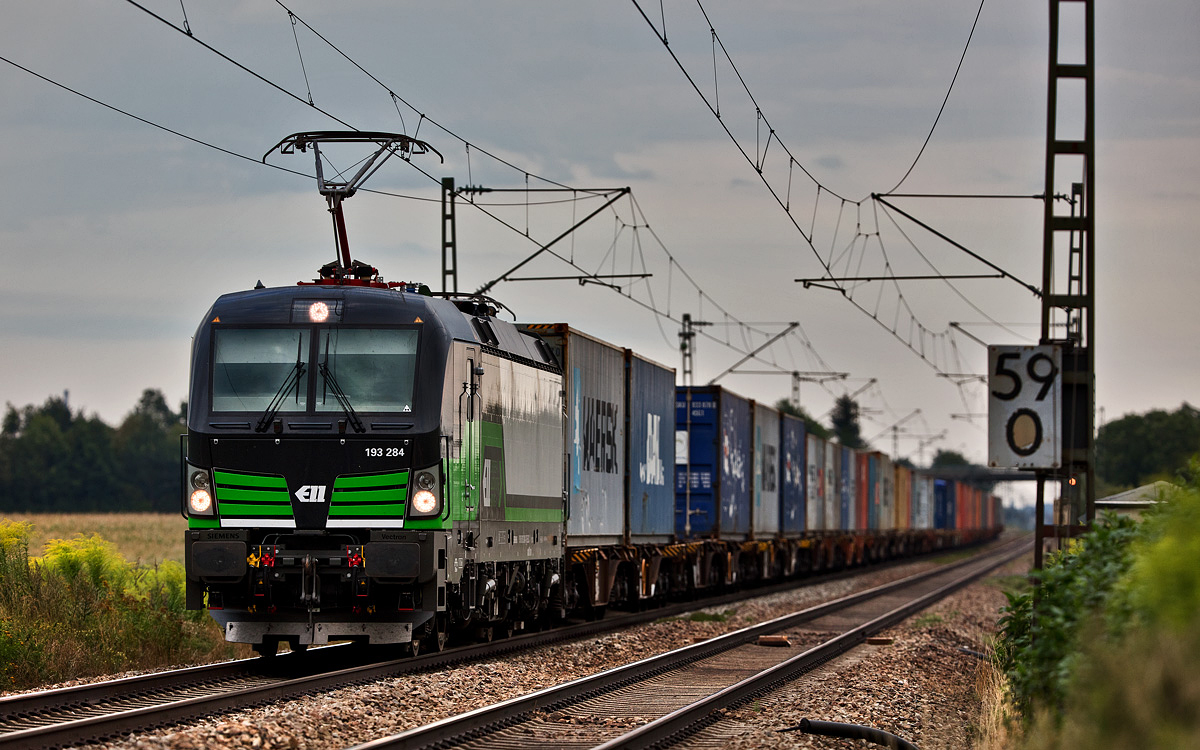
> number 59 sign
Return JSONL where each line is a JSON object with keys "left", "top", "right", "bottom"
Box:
{"left": 988, "top": 344, "right": 1061, "bottom": 469}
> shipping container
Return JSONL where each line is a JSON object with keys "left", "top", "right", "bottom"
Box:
{"left": 867, "top": 453, "right": 880, "bottom": 529}
{"left": 824, "top": 442, "right": 837, "bottom": 532}
{"left": 625, "top": 350, "right": 676, "bottom": 544}
{"left": 894, "top": 464, "right": 911, "bottom": 530}
{"left": 877, "top": 453, "right": 895, "bottom": 530}
{"left": 806, "top": 434, "right": 825, "bottom": 530}
{"left": 840, "top": 446, "right": 855, "bottom": 530}
{"left": 913, "top": 473, "right": 935, "bottom": 530}
{"left": 856, "top": 452, "right": 869, "bottom": 531}
{"left": 520, "top": 324, "right": 625, "bottom": 546}
{"left": 752, "top": 403, "right": 781, "bottom": 537}
{"left": 779, "top": 414, "right": 807, "bottom": 534}
{"left": 933, "top": 479, "right": 948, "bottom": 529}
{"left": 675, "top": 386, "right": 752, "bottom": 540}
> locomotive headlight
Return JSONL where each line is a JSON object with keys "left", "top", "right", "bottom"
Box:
{"left": 415, "top": 471, "right": 436, "bottom": 491}
{"left": 190, "top": 470, "right": 210, "bottom": 491}
{"left": 184, "top": 463, "right": 216, "bottom": 516}
{"left": 308, "top": 301, "right": 330, "bottom": 323}
{"left": 411, "top": 489, "right": 438, "bottom": 515}
{"left": 189, "top": 489, "right": 213, "bottom": 515}
{"left": 408, "top": 465, "right": 441, "bottom": 517}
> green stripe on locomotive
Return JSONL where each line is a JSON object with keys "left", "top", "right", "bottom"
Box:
{"left": 330, "top": 471, "right": 408, "bottom": 520}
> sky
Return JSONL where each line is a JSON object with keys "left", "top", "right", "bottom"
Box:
{"left": 1, "top": 1, "right": 1197, "bottom": 508}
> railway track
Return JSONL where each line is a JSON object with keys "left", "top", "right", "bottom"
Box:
{"left": 0, "top": 540, "right": 1014, "bottom": 749}
{"left": 346, "top": 536, "right": 1028, "bottom": 750}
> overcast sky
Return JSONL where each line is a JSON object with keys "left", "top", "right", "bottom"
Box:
{"left": 2, "top": 1, "right": 1197, "bottom": 506}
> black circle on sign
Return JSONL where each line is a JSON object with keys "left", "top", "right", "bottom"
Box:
{"left": 1006, "top": 408, "right": 1043, "bottom": 457}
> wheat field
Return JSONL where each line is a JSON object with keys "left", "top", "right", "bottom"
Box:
{"left": 0, "top": 513, "right": 185, "bottom": 565}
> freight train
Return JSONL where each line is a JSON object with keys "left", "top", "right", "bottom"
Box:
{"left": 181, "top": 271, "right": 1002, "bottom": 655}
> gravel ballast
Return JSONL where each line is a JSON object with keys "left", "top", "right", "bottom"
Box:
{"left": 73, "top": 546, "right": 1028, "bottom": 750}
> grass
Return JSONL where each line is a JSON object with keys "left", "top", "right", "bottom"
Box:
{"left": 0, "top": 513, "right": 184, "bottom": 565}
{"left": 0, "top": 518, "right": 240, "bottom": 690}
{"left": 987, "top": 573, "right": 1032, "bottom": 595}
{"left": 686, "top": 608, "right": 738, "bottom": 623}
{"left": 655, "top": 608, "right": 739, "bottom": 625}
{"left": 974, "top": 653, "right": 1019, "bottom": 750}
{"left": 930, "top": 549, "right": 976, "bottom": 565}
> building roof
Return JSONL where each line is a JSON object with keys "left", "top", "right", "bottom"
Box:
{"left": 1097, "top": 481, "right": 1175, "bottom": 509}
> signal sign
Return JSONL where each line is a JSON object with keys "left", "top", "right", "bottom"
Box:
{"left": 988, "top": 344, "right": 1061, "bottom": 469}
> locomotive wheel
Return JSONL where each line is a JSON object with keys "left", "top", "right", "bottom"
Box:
{"left": 428, "top": 614, "right": 449, "bottom": 652}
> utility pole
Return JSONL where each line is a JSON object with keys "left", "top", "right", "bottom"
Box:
{"left": 441, "top": 177, "right": 458, "bottom": 294}
{"left": 1036, "top": 0, "right": 1096, "bottom": 569}
{"left": 678, "top": 313, "right": 712, "bottom": 386}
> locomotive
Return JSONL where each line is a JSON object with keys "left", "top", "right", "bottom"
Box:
{"left": 182, "top": 276, "right": 568, "bottom": 654}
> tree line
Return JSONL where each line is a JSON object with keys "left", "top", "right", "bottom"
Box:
{"left": 0, "top": 390, "right": 183, "bottom": 513}
{"left": 778, "top": 395, "right": 1200, "bottom": 492}
{"left": 1, "top": 389, "right": 1196, "bottom": 513}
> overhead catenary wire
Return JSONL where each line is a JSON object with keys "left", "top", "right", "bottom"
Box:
{"left": 268, "top": 1, "right": 813, "bottom": 368}
{"left": 15, "top": 4, "right": 894, "bottom": 420}
{"left": 262, "top": 1, "right": 866, "bottom": 388}
{"left": 884, "top": 0, "right": 988, "bottom": 195}
{"left": 120, "top": 0, "right": 358, "bottom": 131}
{"left": 630, "top": 0, "right": 1018, "bottom": 383}
{"left": 0, "top": 53, "right": 310, "bottom": 182}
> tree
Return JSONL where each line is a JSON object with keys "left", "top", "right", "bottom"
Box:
{"left": 775, "top": 399, "right": 830, "bottom": 440}
{"left": 830, "top": 395, "right": 867, "bottom": 449}
{"left": 113, "top": 389, "right": 184, "bottom": 512}
{"left": 0, "top": 390, "right": 182, "bottom": 512}
{"left": 1097, "top": 403, "right": 1200, "bottom": 489}
{"left": 931, "top": 449, "right": 971, "bottom": 469}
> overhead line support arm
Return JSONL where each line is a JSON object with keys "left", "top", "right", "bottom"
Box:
{"left": 475, "top": 188, "right": 630, "bottom": 296}
{"left": 872, "top": 194, "right": 1042, "bottom": 298}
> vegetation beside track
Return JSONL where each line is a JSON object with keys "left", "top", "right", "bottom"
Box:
{"left": 990, "top": 460, "right": 1200, "bottom": 749}
{"left": 0, "top": 520, "right": 241, "bottom": 690}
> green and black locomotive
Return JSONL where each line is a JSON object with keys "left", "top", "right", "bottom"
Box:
{"left": 183, "top": 274, "right": 567, "bottom": 654}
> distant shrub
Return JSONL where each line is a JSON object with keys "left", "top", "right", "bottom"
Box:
{"left": 999, "top": 460, "right": 1200, "bottom": 749}
{"left": 996, "top": 513, "right": 1141, "bottom": 720}
{"left": 0, "top": 519, "right": 236, "bottom": 689}
{"left": 1116, "top": 469, "right": 1200, "bottom": 632}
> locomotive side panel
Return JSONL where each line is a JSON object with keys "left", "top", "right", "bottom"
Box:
{"left": 471, "top": 346, "right": 565, "bottom": 562}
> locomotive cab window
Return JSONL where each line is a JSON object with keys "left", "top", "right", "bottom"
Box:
{"left": 316, "top": 328, "right": 418, "bottom": 413}
{"left": 212, "top": 328, "right": 311, "bottom": 412}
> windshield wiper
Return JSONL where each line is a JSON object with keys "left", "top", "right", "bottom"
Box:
{"left": 254, "top": 362, "right": 306, "bottom": 432}
{"left": 255, "top": 337, "right": 306, "bottom": 433}
{"left": 319, "top": 362, "right": 365, "bottom": 433}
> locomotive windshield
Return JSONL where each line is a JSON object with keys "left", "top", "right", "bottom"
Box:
{"left": 213, "top": 329, "right": 310, "bottom": 412}
{"left": 210, "top": 326, "right": 418, "bottom": 414}
{"left": 316, "top": 328, "right": 417, "bottom": 413}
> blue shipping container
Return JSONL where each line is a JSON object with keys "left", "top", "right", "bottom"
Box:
{"left": 779, "top": 414, "right": 806, "bottom": 534}
{"left": 934, "top": 479, "right": 950, "bottom": 530}
{"left": 626, "top": 351, "right": 676, "bottom": 543}
{"left": 675, "top": 386, "right": 752, "bottom": 540}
